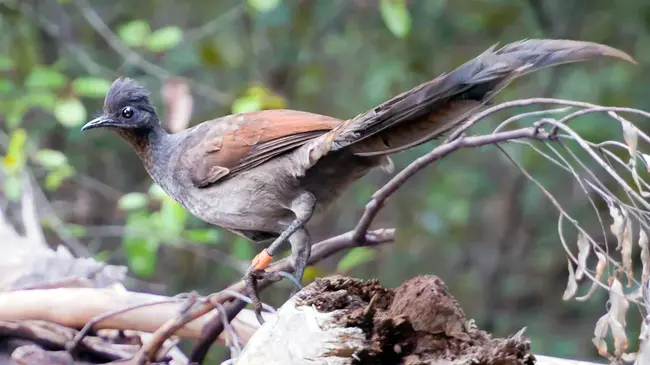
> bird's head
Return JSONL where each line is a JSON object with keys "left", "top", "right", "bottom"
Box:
{"left": 81, "top": 77, "right": 159, "bottom": 132}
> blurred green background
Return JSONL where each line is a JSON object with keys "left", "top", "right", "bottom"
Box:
{"left": 0, "top": 0, "right": 648, "bottom": 363}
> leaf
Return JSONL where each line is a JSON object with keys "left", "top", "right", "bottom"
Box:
{"left": 609, "top": 278, "right": 629, "bottom": 327}
{"left": 636, "top": 318, "right": 650, "bottom": 365}
{"left": 145, "top": 26, "right": 183, "bottom": 52}
{"left": 615, "top": 112, "right": 639, "bottom": 159}
{"left": 25, "top": 66, "right": 68, "bottom": 89}
{"left": 640, "top": 230, "right": 650, "bottom": 294}
{"left": 0, "top": 55, "right": 15, "bottom": 71}
{"left": 592, "top": 313, "right": 610, "bottom": 357}
{"left": 117, "top": 20, "right": 151, "bottom": 47}
{"left": 575, "top": 232, "right": 590, "bottom": 281}
{"left": 248, "top": 0, "right": 281, "bottom": 13}
{"left": 609, "top": 316, "right": 629, "bottom": 357}
{"left": 379, "top": 0, "right": 412, "bottom": 39}
{"left": 562, "top": 259, "right": 578, "bottom": 300}
{"left": 184, "top": 229, "right": 221, "bottom": 244}
{"left": 621, "top": 217, "right": 634, "bottom": 287}
{"left": 577, "top": 252, "right": 607, "bottom": 301}
{"left": 231, "top": 95, "right": 261, "bottom": 114}
{"left": 66, "top": 224, "right": 87, "bottom": 237}
{"left": 147, "top": 183, "right": 169, "bottom": 201}
{"left": 124, "top": 236, "right": 158, "bottom": 277}
{"left": 2, "top": 128, "right": 27, "bottom": 173}
{"left": 609, "top": 203, "right": 626, "bottom": 250}
{"left": 159, "top": 199, "right": 187, "bottom": 239}
{"left": 36, "top": 149, "right": 68, "bottom": 169}
{"left": 231, "top": 237, "right": 253, "bottom": 260}
{"left": 336, "top": 247, "right": 376, "bottom": 273}
{"left": 118, "top": 192, "right": 148, "bottom": 211}
{"left": 54, "top": 98, "right": 87, "bottom": 127}
{"left": 71, "top": 77, "right": 112, "bottom": 98}
{"left": 44, "top": 165, "right": 74, "bottom": 191}
{"left": 3, "top": 175, "right": 21, "bottom": 201}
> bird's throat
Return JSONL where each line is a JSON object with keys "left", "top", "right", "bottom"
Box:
{"left": 116, "top": 124, "right": 171, "bottom": 178}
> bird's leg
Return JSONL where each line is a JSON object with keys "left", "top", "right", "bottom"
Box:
{"left": 288, "top": 227, "right": 311, "bottom": 296}
{"left": 245, "top": 192, "right": 316, "bottom": 324}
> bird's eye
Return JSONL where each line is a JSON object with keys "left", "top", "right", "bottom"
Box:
{"left": 121, "top": 107, "right": 134, "bottom": 119}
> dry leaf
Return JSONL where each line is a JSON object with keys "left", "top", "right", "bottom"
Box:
{"left": 161, "top": 78, "right": 193, "bottom": 133}
{"left": 563, "top": 259, "right": 578, "bottom": 300}
{"left": 592, "top": 313, "right": 610, "bottom": 357}
{"left": 635, "top": 317, "right": 650, "bottom": 365}
{"left": 640, "top": 230, "right": 649, "bottom": 296}
{"left": 621, "top": 217, "right": 634, "bottom": 287}
{"left": 609, "top": 317, "right": 629, "bottom": 357}
{"left": 614, "top": 111, "right": 639, "bottom": 158}
{"left": 575, "top": 232, "right": 590, "bottom": 281}
{"left": 609, "top": 278, "right": 629, "bottom": 327}
{"left": 609, "top": 203, "right": 626, "bottom": 250}
{"left": 576, "top": 252, "right": 606, "bottom": 301}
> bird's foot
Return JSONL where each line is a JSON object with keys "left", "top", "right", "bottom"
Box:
{"left": 245, "top": 249, "right": 303, "bottom": 324}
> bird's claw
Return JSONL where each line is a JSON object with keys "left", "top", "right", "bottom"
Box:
{"left": 244, "top": 267, "right": 303, "bottom": 325}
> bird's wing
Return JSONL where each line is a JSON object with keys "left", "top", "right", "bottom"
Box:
{"left": 180, "top": 109, "right": 342, "bottom": 188}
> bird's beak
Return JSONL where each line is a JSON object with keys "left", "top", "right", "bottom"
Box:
{"left": 81, "top": 116, "right": 112, "bottom": 131}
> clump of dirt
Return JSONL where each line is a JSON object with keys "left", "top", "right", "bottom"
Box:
{"left": 297, "top": 275, "right": 535, "bottom": 365}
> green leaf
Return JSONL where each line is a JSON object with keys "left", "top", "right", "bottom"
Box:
{"left": 145, "top": 26, "right": 183, "bottom": 52}
{"left": 231, "top": 95, "right": 262, "bottom": 114}
{"left": 44, "top": 165, "right": 74, "bottom": 191}
{"left": 54, "top": 98, "right": 87, "bottom": 127}
{"left": 231, "top": 237, "right": 253, "bottom": 260}
{"left": 379, "top": 0, "right": 412, "bottom": 39}
{"left": 3, "top": 175, "right": 21, "bottom": 201}
{"left": 3, "top": 128, "right": 27, "bottom": 173}
{"left": 184, "top": 229, "right": 221, "bottom": 244}
{"left": 36, "top": 149, "right": 68, "bottom": 169}
{"left": 25, "top": 66, "right": 68, "bottom": 89}
{"left": 0, "top": 55, "right": 14, "bottom": 71}
{"left": 159, "top": 199, "right": 187, "bottom": 238}
{"left": 336, "top": 247, "right": 376, "bottom": 273}
{"left": 0, "top": 79, "right": 15, "bottom": 94}
{"left": 117, "top": 20, "right": 151, "bottom": 47}
{"left": 25, "top": 91, "right": 57, "bottom": 111}
{"left": 147, "top": 183, "right": 169, "bottom": 201}
{"left": 124, "top": 236, "right": 158, "bottom": 277}
{"left": 71, "top": 77, "right": 112, "bottom": 98}
{"left": 118, "top": 192, "right": 148, "bottom": 211}
{"left": 66, "top": 224, "right": 87, "bottom": 237}
{"left": 248, "top": 0, "right": 281, "bottom": 13}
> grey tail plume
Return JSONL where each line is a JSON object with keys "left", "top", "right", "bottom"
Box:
{"left": 329, "top": 38, "right": 635, "bottom": 157}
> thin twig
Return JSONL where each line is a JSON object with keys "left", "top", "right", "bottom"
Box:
{"left": 352, "top": 127, "right": 553, "bottom": 242}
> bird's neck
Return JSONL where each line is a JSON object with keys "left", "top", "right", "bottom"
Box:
{"left": 117, "top": 124, "right": 173, "bottom": 180}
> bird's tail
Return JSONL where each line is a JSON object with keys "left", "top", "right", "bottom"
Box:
{"left": 328, "top": 39, "right": 635, "bottom": 157}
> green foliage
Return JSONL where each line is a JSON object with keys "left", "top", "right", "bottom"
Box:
{"left": 379, "top": 0, "right": 412, "bottom": 39}
{"left": 71, "top": 77, "right": 112, "bottom": 98}
{"left": 248, "top": 0, "right": 281, "bottom": 13}
{"left": 54, "top": 98, "right": 87, "bottom": 127}
{"left": 118, "top": 192, "right": 149, "bottom": 211}
{"left": 145, "top": 26, "right": 183, "bottom": 52}
{"left": 117, "top": 20, "right": 151, "bottom": 47}
{"left": 1, "top": 129, "right": 27, "bottom": 200}
{"left": 336, "top": 247, "right": 376, "bottom": 273}
{"left": 25, "top": 66, "right": 68, "bottom": 89}
{"left": 231, "top": 84, "right": 287, "bottom": 114}
{"left": 118, "top": 20, "right": 183, "bottom": 53}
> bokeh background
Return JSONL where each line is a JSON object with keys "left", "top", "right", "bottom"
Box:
{"left": 0, "top": 0, "right": 648, "bottom": 363}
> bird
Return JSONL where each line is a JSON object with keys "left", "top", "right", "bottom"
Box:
{"left": 81, "top": 39, "right": 634, "bottom": 322}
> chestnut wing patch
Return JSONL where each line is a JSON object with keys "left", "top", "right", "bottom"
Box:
{"left": 182, "top": 110, "right": 341, "bottom": 188}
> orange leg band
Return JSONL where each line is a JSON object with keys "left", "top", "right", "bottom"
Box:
{"left": 251, "top": 249, "right": 273, "bottom": 270}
